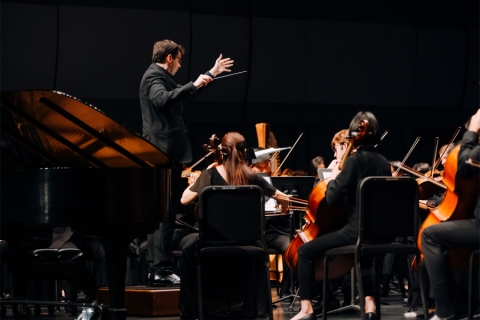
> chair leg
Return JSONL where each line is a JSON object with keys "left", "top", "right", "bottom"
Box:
{"left": 264, "top": 256, "right": 274, "bottom": 320}
{"left": 197, "top": 259, "right": 203, "bottom": 320}
{"left": 406, "top": 254, "right": 415, "bottom": 305}
{"left": 323, "top": 255, "right": 329, "bottom": 320}
{"left": 395, "top": 254, "right": 407, "bottom": 299}
{"left": 250, "top": 261, "right": 259, "bottom": 318}
{"left": 355, "top": 253, "right": 365, "bottom": 320}
{"left": 374, "top": 256, "right": 381, "bottom": 320}
{"left": 275, "top": 254, "right": 280, "bottom": 295}
{"left": 468, "top": 250, "right": 479, "bottom": 320}
{"left": 417, "top": 254, "right": 428, "bottom": 319}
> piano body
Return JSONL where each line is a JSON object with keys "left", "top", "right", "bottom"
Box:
{"left": 1, "top": 90, "right": 171, "bottom": 319}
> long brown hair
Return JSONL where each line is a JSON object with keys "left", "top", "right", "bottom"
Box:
{"left": 220, "top": 132, "right": 254, "bottom": 185}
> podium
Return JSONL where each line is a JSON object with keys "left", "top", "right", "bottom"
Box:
{"left": 97, "top": 286, "right": 180, "bottom": 316}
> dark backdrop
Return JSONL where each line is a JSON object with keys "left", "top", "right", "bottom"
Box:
{"left": 1, "top": 0, "right": 478, "bottom": 171}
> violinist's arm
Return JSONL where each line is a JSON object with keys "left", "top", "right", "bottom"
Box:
{"left": 181, "top": 169, "right": 209, "bottom": 205}
{"left": 272, "top": 190, "right": 290, "bottom": 214}
{"left": 458, "top": 109, "right": 480, "bottom": 178}
{"left": 181, "top": 187, "right": 198, "bottom": 205}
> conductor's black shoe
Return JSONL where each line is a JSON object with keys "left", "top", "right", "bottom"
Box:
{"left": 147, "top": 269, "right": 180, "bottom": 287}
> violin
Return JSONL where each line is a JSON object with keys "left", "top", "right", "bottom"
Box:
{"left": 182, "top": 134, "right": 221, "bottom": 185}
{"left": 284, "top": 120, "right": 370, "bottom": 280}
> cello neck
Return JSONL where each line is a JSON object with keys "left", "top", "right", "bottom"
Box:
{"left": 338, "top": 140, "right": 354, "bottom": 171}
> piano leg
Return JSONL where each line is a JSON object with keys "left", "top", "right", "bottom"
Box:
{"left": 102, "top": 235, "right": 133, "bottom": 320}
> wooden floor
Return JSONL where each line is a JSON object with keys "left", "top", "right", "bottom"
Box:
{"left": 0, "top": 286, "right": 424, "bottom": 320}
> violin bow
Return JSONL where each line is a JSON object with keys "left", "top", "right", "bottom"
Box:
{"left": 432, "top": 126, "right": 461, "bottom": 171}
{"left": 380, "top": 130, "right": 389, "bottom": 141}
{"left": 393, "top": 136, "right": 421, "bottom": 176}
{"left": 397, "top": 163, "right": 446, "bottom": 189}
{"left": 374, "top": 130, "right": 389, "bottom": 148}
{"left": 181, "top": 151, "right": 213, "bottom": 177}
{"left": 431, "top": 137, "right": 439, "bottom": 174}
{"left": 272, "top": 132, "right": 304, "bottom": 177}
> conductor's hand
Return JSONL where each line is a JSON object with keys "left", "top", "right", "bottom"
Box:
{"left": 209, "top": 54, "right": 234, "bottom": 77}
{"left": 193, "top": 74, "right": 213, "bottom": 89}
{"left": 468, "top": 109, "right": 480, "bottom": 133}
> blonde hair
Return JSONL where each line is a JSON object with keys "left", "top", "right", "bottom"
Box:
{"left": 331, "top": 129, "right": 349, "bottom": 150}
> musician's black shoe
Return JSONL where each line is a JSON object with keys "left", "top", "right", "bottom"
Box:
{"left": 365, "top": 312, "right": 376, "bottom": 320}
{"left": 147, "top": 269, "right": 181, "bottom": 287}
{"left": 380, "top": 284, "right": 390, "bottom": 297}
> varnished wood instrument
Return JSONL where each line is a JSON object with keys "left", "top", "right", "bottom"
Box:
{"left": 284, "top": 121, "right": 370, "bottom": 280}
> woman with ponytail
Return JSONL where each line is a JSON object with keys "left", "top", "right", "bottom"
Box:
{"left": 178, "top": 132, "right": 290, "bottom": 320}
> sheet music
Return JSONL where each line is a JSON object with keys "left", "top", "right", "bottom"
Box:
{"left": 260, "top": 174, "right": 279, "bottom": 213}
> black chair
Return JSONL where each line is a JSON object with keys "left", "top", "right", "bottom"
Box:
{"left": 196, "top": 185, "right": 274, "bottom": 320}
{"left": 0, "top": 245, "right": 87, "bottom": 318}
{"left": 322, "top": 176, "right": 428, "bottom": 320}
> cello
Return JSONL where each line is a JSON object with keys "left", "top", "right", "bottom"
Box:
{"left": 284, "top": 120, "right": 369, "bottom": 280}
{"left": 417, "top": 142, "right": 479, "bottom": 269}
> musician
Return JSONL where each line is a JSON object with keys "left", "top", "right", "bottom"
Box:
{"left": 413, "top": 162, "right": 431, "bottom": 174}
{"left": 422, "top": 109, "right": 480, "bottom": 320}
{"left": 309, "top": 156, "right": 326, "bottom": 176}
{"left": 326, "top": 129, "right": 349, "bottom": 170}
{"left": 291, "top": 112, "right": 391, "bottom": 320}
{"left": 249, "top": 148, "right": 271, "bottom": 174}
{"left": 309, "top": 156, "right": 326, "bottom": 186}
{"left": 178, "top": 132, "right": 290, "bottom": 320}
{"left": 139, "top": 39, "right": 233, "bottom": 284}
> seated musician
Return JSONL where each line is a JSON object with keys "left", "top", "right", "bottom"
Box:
{"left": 309, "top": 156, "right": 326, "bottom": 185}
{"left": 422, "top": 109, "right": 480, "bottom": 320}
{"left": 249, "top": 148, "right": 271, "bottom": 174}
{"left": 250, "top": 148, "right": 292, "bottom": 297}
{"left": 291, "top": 111, "right": 391, "bottom": 320}
{"left": 326, "top": 129, "right": 349, "bottom": 170}
{"left": 178, "top": 132, "right": 290, "bottom": 320}
{"left": 413, "top": 162, "right": 431, "bottom": 174}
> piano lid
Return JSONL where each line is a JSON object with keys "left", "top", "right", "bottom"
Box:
{"left": 1, "top": 90, "right": 171, "bottom": 168}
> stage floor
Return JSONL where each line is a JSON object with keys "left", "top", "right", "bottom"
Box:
{"left": 1, "top": 287, "right": 422, "bottom": 320}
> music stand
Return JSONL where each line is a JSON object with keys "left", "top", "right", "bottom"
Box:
{"left": 270, "top": 176, "right": 315, "bottom": 310}
{"left": 317, "top": 169, "right": 332, "bottom": 182}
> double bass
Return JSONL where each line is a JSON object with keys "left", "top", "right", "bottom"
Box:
{"left": 284, "top": 120, "right": 369, "bottom": 280}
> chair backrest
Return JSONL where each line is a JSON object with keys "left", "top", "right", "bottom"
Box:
{"left": 199, "top": 185, "right": 265, "bottom": 243}
{"left": 357, "top": 176, "right": 418, "bottom": 242}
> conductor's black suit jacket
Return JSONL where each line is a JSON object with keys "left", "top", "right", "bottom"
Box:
{"left": 140, "top": 63, "right": 212, "bottom": 164}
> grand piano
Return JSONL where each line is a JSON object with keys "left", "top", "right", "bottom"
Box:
{"left": 1, "top": 90, "right": 171, "bottom": 319}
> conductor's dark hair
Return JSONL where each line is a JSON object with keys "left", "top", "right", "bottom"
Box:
{"left": 349, "top": 111, "right": 381, "bottom": 146}
{"left": 152, "top": 39, "right": 185, "bottom": 63}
